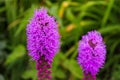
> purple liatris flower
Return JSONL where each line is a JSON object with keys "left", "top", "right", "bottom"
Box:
{"left": 77, "top": 30, "right": 106, "bottom": 80}
{"left": 26, "top": 8, "right": 60, "bottom": 80}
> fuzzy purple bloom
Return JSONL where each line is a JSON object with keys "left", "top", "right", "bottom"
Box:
{"left": 26, "top": 8, "right": 60, "bottom": 80}
{"left": 77, "top": 30, "right": 106, "bottom": 80}
{"left": 26, "top": 8, "right": 60, "bottom": 63}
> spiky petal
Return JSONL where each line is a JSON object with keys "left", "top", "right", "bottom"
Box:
{"left": 77, "top": 30, "right": 106, "bottom": 80}
{"left": 26, "top": 8, "right": 60, "bottom": 80}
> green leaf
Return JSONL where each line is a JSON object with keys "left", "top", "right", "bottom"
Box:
{"left": 22, "top": 69, "right": 37, "bottom": 80}
{"left": 53, "top": 68, "right": 66, "bottom": 79}
{"left": 15, "top": 5, "right": 37, "bottom": 36}
{"left": 22, "top": 60, "right": 37, "bottom": 80}
{"left": 101, "top": 0, "right": 114, "bottom": 27}
{"left": 99, "top": 25, "right": 120, "bottom": 34}
{"left": 111, "top": 66, "right": 120, "bottom": 80}
{"left": 66, "top": 8, "right": 77, "bottom": 23}
{"left": 63, "top": 59, "right": 83, "bottom": 79}
{"left": 5, "top": 45, "right": 25, "bottom": 65}
{"left": 53, "top": 52, "right": 66, "bottom": 66}
{"left": 52, "top": 53, "right": 66, "bottom": 79}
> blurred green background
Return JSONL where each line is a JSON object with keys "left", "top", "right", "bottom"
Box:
{"left": 0, "top": 0, "right": 120, "bottom": 80}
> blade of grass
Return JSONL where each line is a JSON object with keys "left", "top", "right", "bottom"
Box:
{"left": 101, "top": 0, "right": 114, "bottom": 27}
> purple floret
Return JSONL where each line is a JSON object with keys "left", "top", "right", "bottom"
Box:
{"left": 26, "top": 8, "right": 60, "bottom": 63}
{"left": 77, "top": 30, "right": 106, "bottom": 76}
{"left": 26, "top": 8, "right": 60, "bottom": 80}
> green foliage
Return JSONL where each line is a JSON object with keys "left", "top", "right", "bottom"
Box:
{"left": 5, "top": 45, "right": 25, "bottom": 65}
{"left": 22, "top": 61, "right": 37, "bottom": 80}
{"left": 63, "top": 59, "right": 83, "bottom": 79}
{"left": 0, "top": 0, "right": 120, "bottom": 80}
